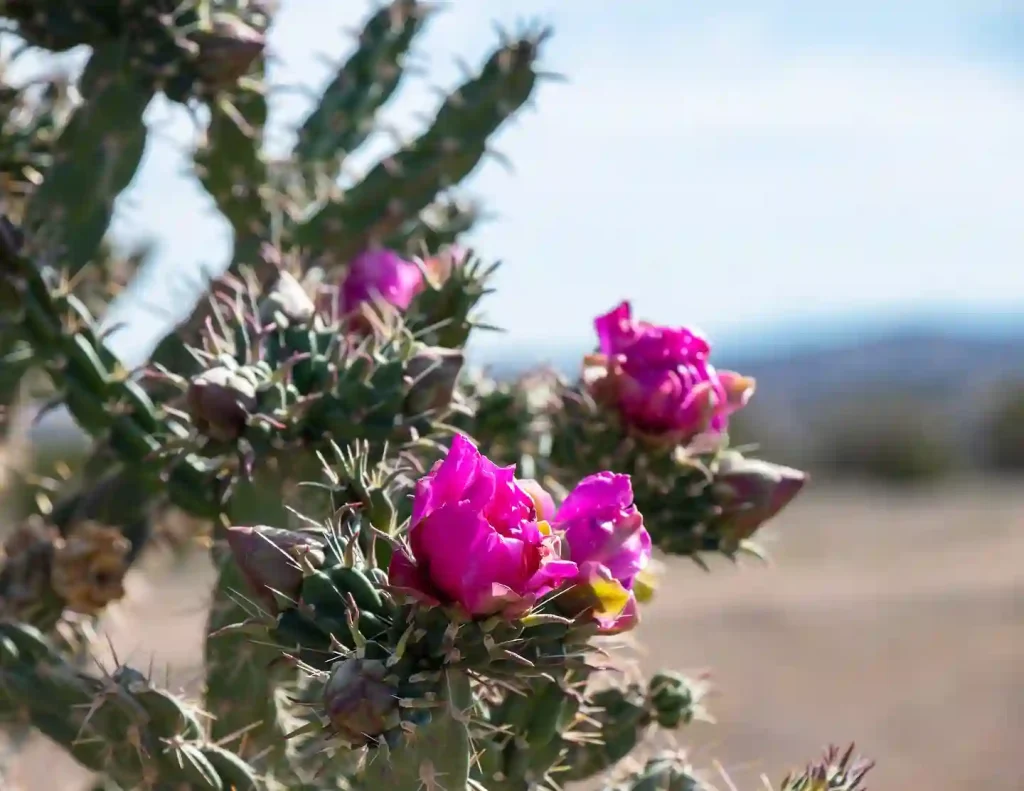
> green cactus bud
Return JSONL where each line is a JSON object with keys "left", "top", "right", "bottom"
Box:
{"left": 404, "top": 346, "right": 465, "bottom": 416}
{"left": 225, "top": 525, "right": 326, "bottom": 613}
{"left": 186, "top": 366, "right": 259, "bottom": 441}
{"left": 323, "top": 657, "right": 399, "bottom": 746}
{"left": 621, "top": 753, "right": 704, "bottom": 791}
{"left": 712, "top": 452, "right": 807, "bottom": 541}
{"left": 646, "top": 671, "right": 697, "bottom": 729}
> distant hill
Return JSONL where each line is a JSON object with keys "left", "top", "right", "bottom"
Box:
{"left": 475, "top": 318, "right": 1024, "bottom": 394}
{"left": 470, "top": 315, "right": 1024, "bottom": 469}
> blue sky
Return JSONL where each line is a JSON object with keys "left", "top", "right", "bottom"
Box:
{"left": 13, "top": 1, "right": 1024, "bottom": 364}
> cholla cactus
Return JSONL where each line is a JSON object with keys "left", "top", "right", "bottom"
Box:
{"left": 0, "top": 2, "right": 870, "bottom": 790}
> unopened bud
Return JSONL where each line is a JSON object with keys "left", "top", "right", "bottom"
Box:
{"left": 323, "top": 658, "right": 398, "bottom": 745}
{"left": 259, "top": 271, "right": 316, "bottom": 328}
{"left": 225, "top": 525, "right": 325, "bottom": 613}
{"left": 186, "top": 366, "right": 258, "bottom": 442}
{"left": 404, "top": 346, "right": 464, "bottom": 416}
{"left": 712, "top": 453, "right": 807, "bottom": 540}
{"left": 630, "top": 753, "right": 703, "bottom": 791}
{"left": 423, "top": 244, "right": 467, "bottom": 287}
{"left": 193, "top": 16, "right": 265, "bottom": 88}
{"left": 646, "top": 671, "right": 697, "bottom": 729}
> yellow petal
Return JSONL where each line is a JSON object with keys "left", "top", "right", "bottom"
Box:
{"left": 633, "top": 567, "right": 659, "bottom": 604}
{"left": 588, "top": 577, "right": 630, "bottom": 618}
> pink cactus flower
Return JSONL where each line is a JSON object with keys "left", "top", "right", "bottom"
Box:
{"left": 388, "top": 434, "right": 577, "bottom": 617}
{"left": 589, "top": 300, "right": 755, "bottom": 443}
{"left": 550, "top": 472, "right": 652, "bottom": 634}
{"left": 339, "top": 248, "right": 424, "bottom": 315}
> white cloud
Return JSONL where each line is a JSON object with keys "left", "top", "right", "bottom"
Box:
{"left": 457, "top": 15, "right": 1024, "bottom": 347}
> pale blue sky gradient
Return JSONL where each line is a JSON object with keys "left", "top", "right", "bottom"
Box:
{"left": 17, "top": 1, "right": 1024, "bottom": 363}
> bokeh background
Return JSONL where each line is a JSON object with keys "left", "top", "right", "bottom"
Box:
{"left": 3, "top": 1, "right": 1023, "bottom": 788}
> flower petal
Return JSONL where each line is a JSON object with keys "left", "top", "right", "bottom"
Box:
{"left": 517, "top": 478, "right": 556, "bottom": 522}
{"left": 594, "top": 301, "right": 635, "bottom": 356}
{"left": 555, "top": 472, "right": 634, "bottom": 524}
{"left": 596, "top": 594, "right": 640, "bottom": 635}
{"left": 415, "top": 503, "right": 535, "bottom": 615}
{"left": 587, "top": 575, "right": 631, "bottom": 620}
{"left": 386, "top": 549, "right": 441, "bottom": 606}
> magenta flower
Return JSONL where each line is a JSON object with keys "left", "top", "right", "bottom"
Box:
{"left": 550, "top": 472, "right": 651, "bottom": 634}
{"left": 588, "top": 301, "right": 755, "bottom": 443}
{"left": 388, "top": 434, "right": 578, "bottom": 617}
{"left": 516, "top": 478, "right": 556, "bottom": 522}
{"left": 339, "top": 248, "right": 424, "bottom": 315}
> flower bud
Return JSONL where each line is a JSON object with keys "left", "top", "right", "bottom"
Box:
{"left": 404, "top": 346, "right": 465, "bottom": 416}
{"left": 339, "top": 248, "right": 424, "bottom": 315}
{"left": 712, "top": 453, "right": 807, "bottom": 540}
{"left": 259, "top": 271, "right": 316, "bottom": 328}
{"left": 193, "top": 16, "right": 265, "bottom": 88}
{"left": 323, "top": 658, "right": 398, "bottom": 745}
{"left": 422, "top": 244, "right": 467, "bottom": 287}
{"left": 186, "top": 366, "right": 258, "bottom": 442}
{"left": 225, "top": 525, "right": 325, "bottom": 614}
{"left": 646, "top": 671, "right": 698, "bottom": 729}
{"left": 589, "top": 301, "right": 754, "bottom": 445}
{"left": 629, "top": 753, "right": 703, "bottom": 791}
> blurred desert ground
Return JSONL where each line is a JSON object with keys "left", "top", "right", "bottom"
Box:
{"left": 9, "top": 478, "right": 1023, "bottom": 790}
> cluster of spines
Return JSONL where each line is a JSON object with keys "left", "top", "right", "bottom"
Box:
{"left": 0, "top": 620, "right": 261, "bottom": 790}
{"left": 0, "top": 226, "right": 469, "bottom": 523}
{"left": 483, "top": 371, "right": 786, "bottom": 560}
{"left": 778, "top": 745, "right": 874, "bottom": 791}
{"left": 164, "top": 5, "right": 550, "bottom": 375}
{"left": 293, "top": 22, "right": 553, "bottom": 265}
{"left": 405, "top": 248, "right": 501, "bottom": 350}
{"left": 0, "top": 62, "right": 73, "bottom": 213}
{"left": 0, "top": 220, "right": 234, "bottom": 518}
{"left": 608, "top": 751, "right": 707, "bottom": 791}
{"left": 294, "top": 0, "right": 433, "bottom": 175}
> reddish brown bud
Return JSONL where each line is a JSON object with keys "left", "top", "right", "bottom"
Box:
{"left": 712, "top": 453, "right": 807, "bottom": 540}
{"left": 186, "top": 366, "right": 258, "bottom": 442}
{"left": 323, "top": 658, "right": 398, "bottom": 745}
{"left": 225, "top": 525, "right": 325, "bottom": 613}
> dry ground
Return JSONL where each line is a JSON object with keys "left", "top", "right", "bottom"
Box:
{"left": 9, "top": 480, "right": 1024, "bottom": 790}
